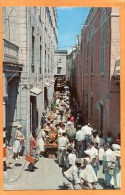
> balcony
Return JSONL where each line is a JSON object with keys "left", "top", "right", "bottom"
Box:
{"left": 3, "top": 39, "right": 19, "bottom": 64}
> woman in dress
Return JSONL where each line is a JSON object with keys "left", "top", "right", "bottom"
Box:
{"left": 37, "top": 125, "right": 46, "bottom": 157}
{"left": 13, "top": 124, "right": 25, "bottom": 160}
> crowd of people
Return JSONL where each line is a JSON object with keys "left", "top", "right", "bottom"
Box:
{"left": 5, "top": 89, "right": 121, "bottom": 190}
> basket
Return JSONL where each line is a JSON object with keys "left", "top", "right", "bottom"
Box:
{"left": 25, "top": 154, "right": 37, "bottom": 164}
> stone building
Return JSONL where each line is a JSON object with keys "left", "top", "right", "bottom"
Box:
{"left": 66, "top": 48, "right": 77, "bottom": 96}
{"left": 69, "top": 8, "right": 120, "bottom": 138}
{"left": 2, "top": 7, "right": 58, "bottom": 150}
{"left": 53, "top": 50, "right": 67, "bottom": 91}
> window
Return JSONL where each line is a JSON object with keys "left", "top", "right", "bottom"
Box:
{"left": 90, "top": 95, "right": 93, "bottom": 116}
{"left": 100, "top": 26, "right": 105, "bottom": 74}
{"left": 57, "top": 67, "right": 61, "bottom": 74}
{"left": 90, "top": 25, "right": 95, "bottom": 74}
{"left": 86, "top": 42, "right": 90, "bottom": 74}
{"left": 45, "top": 47, "right": 46, "bottom": 73}
{"left": 32, "top": 27, "right": 35, "bottom": 73}
{"left": 91, "top": 36, "right": 94, "bottom": 73}
{"left": 48, "top": 54, "right": 50, "bottom": 72}
{"left": 100, "top": 103, "right": 103, "bottom": 131}
{"left": 40, "top": 45, "right": 42, "bottom": 74}
{"left": 100, "top": 11, "right": 106, "bottom": 74}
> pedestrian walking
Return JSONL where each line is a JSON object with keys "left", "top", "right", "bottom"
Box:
{"left": 13, "top": 124, "right": 25, "bottom": 160}
{"left": 28, "top": 132, "right": 38, "bottom": 172}
{"left": 98, "top": 133, "right": 105, "bottom": 165}
{"left": 79, "top": 157, "right": 98, "bottom": 189}
{"left": 65, "top": 145, "right": 76, "bottom": 169}
{"left": 113, "top": 150, "right": 121, "bottom": 189}
{"left": 103, "top": 143, "right": 116, "bottom": 188}
{"left": 75, "top": 127, "right": 85, "bottom": 158}
{"left": 37, "top": 125, "right": 46, "bottom": 157}
{"left": 40, "top": 112, "right": 47, "bottom": 127}
{"left": 57, "top": 132, "right": 69, "bottom": 167}
{"left": 84, "top": 141, "right": 99, "bottom": 175}
{"left": 81, "top": 123, "right": 92, "bottom": 150}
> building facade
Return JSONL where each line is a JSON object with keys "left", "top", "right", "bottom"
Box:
{"left": 69, "top": 8, "right": 120, "bottom": 138}
{"left": 2, "top": 7, "right": 58, "bottom": 150}
{"left": 53, "top": 50, "right": 67, "bottom": 91}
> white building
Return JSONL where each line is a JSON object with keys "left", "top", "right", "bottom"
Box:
{"left": 53, "top": 50, "right": 67, "bottom": 91}
{"left": 2, "top": 7, "right": 58, "bottom": 150}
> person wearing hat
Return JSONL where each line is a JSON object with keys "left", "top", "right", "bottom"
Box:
{"left": 65, "top": 145, "right": 76, "bottom": 170}
{"left": 103, "top": 143, "right": 116, "bottom": 188}
{"left": 13, "top": 124, "right": 25, "bottom": 160}
{"left": 57, "top": 132, "right": 69, "bottom": 167}
{"left": 79, "top": 158, "right": 98, "bottom": 189}
{"left": 111, "top": 141, "right": 121, "bottom": 151}
{"left": 63, "top": 158, "right": 82, "bottom": 190}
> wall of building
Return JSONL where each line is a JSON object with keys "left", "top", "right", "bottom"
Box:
{"left": 2, "top": 7, "right": 58, "bottom": 148}
{"left": 54, "top": 51, "right": 67, "bottom": 77}
{"left": 69, "top": 8, "right": 120, "bottom": 139}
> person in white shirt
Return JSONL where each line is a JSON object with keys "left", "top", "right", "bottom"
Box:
{"left": 113, "top": 150, "right": 121, "bottom": 189}
{"left": 98, "top": 133, "right": 105, "bottom": 165}
{"left": 81, "top": 123, "right": 93, "bottom": 150}
{"left": 57, "top": 132, "right": 69, "bottom": 167}
{"left": 63, "top": 158, "right": 82, "bottom": 190}
{"left": 75, "top": 126, "right": 85, "bottom": 158}
{"left": 79, "top": 157, "right": 98, "bottom": 189}
{"left": 84, "top": 141, "right": 99, "bottom": 175}
{"left": 103, "top": 143, "right": 116, "bottom": 188}
{"left": 65, "top": 145, "right": 76, "bottom": 169}
{"left": 92, "top": 131, "right": 100, "bottom": 149}
{"left": 58, "top": 123, "right": 66, "bottom": 137}
{"left": 111, "top": 139, "right": 121, "bottom": 151}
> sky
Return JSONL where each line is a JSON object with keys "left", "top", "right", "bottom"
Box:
{"left": 57, "top": 7, "right": 91, "bottom": 51}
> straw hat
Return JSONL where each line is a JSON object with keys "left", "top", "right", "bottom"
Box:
{"left": 84, "top": 150, "right": 91, "bottom": 156}
{"left": 113, "top": 150, "right": 121, "bottom": 157}
{"left": 75, "top": 158, "right": 82, "bottom": 164}
{"left": 17, "top": 124, "right": 22, "bottom": 129}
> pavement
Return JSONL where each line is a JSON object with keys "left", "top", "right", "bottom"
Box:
{"left": 4, "top": 155, "right": 105, "bottom": 190}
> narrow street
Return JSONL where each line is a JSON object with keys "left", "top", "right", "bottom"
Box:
{"left": 3, "top": 7, "right": 121, "bottom": 191}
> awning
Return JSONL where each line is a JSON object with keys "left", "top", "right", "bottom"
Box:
{"left": 57, "top": 64, "right": 62, "bottom": 68}
{"left": 44, "top": 82, "right": 51, "bottom": 87}
{"left": 30, "top": 87, "right": 43, "bottom": 96}
{"left": 50, "top": 80, "right": 55, "bottom": 83}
